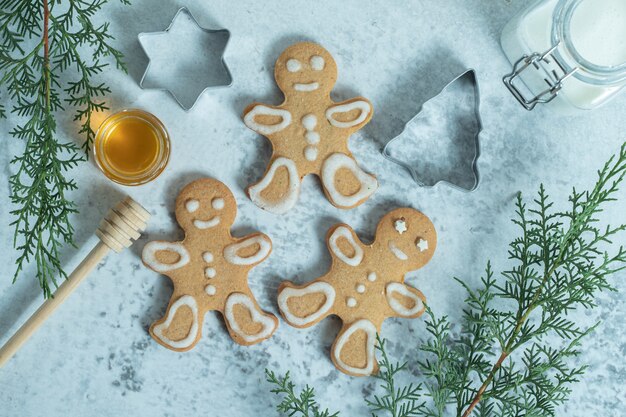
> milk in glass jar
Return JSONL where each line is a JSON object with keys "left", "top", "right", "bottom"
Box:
{"left": 501, "top": 0, "right": 626, "bottom": 111}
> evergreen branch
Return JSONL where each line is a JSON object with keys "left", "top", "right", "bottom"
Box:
{"left": 457, "top": 142, "right": 626, "bottom": 416}
{"left": 1, "top": 0, "right": 129, "bottom": 298}
{"left": 367, "top": 335, "right": 427, "bottom": 417}
{"left": 266, "top": 370, "right": 339, "bottom": 417}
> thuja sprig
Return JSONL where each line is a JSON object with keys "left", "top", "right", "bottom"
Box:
{"left": 463, "top": 143, "right": 626, "bottom": 416}
{"left": 418, "top": 142, "right": 626, "bottom": 417}
{"left": 265, "top": 369, "right": 339, "bottom": 417}
{"left": 367, "top": 335, "right": 427, "bottom": 417}
{"left": 0, "top": 0, "right": 128, "bottom": 297}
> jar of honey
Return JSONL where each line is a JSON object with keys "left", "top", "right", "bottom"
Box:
{"left": 93, "top": 109, "right": 170, "bottom": 185}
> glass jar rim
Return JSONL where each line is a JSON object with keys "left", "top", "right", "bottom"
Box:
{"left": 93, "top": 108, "right": 170, "bottom": 186}
{"left": 552, "top": 0, "right": 626, "bottom": 85}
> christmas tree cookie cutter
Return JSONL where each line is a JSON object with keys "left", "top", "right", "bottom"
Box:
{"left": 138, "top": 7, "right": 232, "bottom": 111}
{"left": 382, "top": 69, "right": 482, "bottom": 192}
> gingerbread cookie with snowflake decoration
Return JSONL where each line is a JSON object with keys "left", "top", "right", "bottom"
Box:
{"left": 142, "top": 178, "right": 278, "bottom": 351}
{"left": 277, "top": 208, "right": 436, "bottom": 376}
{"left": 243, "top": 41, "right": 378, "bottom": 214}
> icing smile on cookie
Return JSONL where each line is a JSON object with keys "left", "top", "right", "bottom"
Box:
{"left": 193, "top": 216, "right": 220, "bottom": 229}
{"left": 293, "top": 81, "right": 319, "bottom": 92}
{"left": 388, "top": 240, "right": 409, "bottom": 261}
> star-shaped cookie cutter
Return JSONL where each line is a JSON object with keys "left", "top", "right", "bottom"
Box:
{"left": 138, "top": 7, "right": 232, "bottom": 111}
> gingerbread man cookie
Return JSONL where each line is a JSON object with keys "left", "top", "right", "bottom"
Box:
{"left": 277, "top": 208, "right": 436, "bottom": 376}
{"left": 142, "top": 178, "right": 278, "bottom": 351}
{"left": 243, "top": 42, "right": 378, "bottom": 214}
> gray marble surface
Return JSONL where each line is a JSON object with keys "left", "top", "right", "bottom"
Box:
{"left": 1, "top": 1, "right": 625, "bottom": 416}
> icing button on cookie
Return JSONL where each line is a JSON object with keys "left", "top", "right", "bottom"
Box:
{"left": 304, "top": 146, "right": 318, "bottom": 161}
{"left": 305, "top": 131, "right": 320, "bottom": 144}
{"left": 302, "top": 114, "right": 317, "bottom": 129}
{"left": 277, "top": 207, "right": 437, "bottom": 377}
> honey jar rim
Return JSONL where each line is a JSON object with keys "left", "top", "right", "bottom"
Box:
{"left": 93, "top": 108, "right": 170, "bottom": 186}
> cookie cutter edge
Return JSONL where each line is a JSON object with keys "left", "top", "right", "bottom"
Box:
{"left": 382, "top": 69, "right": 482, "bottom": 192}
{"left": 137, "top": 6, "right": 233, "bottom": 111}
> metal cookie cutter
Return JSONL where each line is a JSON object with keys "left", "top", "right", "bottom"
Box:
{"left": 382, "top": 69, "right": 482, "bottom": 192}
{"left": 138, "top": 7, "right": 232, "bottom": 111}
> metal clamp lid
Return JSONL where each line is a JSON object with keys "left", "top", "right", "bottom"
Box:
{"left": 503, "top": 42, "right": 578, "bottom": 110}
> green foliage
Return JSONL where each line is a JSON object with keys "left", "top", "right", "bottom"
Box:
{"left": 266, "top": 369, "right": 339, "bottom": 417}
{"left": 268, "top": 143, "right": 626, "bottom": 417}
{"left": 367, "top": 335, "right": 426, "bottom": 417}
{"left": 0, "top": 0, "right": 128, "bottom": 297}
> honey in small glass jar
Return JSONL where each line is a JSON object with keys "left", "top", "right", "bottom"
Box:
{"left": 93, "top": 109, "right": 170, "bottom": 185}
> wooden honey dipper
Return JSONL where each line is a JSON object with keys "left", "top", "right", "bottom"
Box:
{"left": 0, "top": 197, "right": 150, "bottom": 367}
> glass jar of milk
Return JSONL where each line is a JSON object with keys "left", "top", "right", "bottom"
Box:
{"left": 501, "top": 0, "right": 626, "bottom": 111}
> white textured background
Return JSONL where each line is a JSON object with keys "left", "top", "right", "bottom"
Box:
{"left": 1, "top": 1, "right": 625, "bottom": 416}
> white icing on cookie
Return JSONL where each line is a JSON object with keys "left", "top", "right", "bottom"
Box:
{"left": 286, "top": 58, "right": 301, "bottom": 72}
{"left": 367, "top": 272, "right": 377, "bottom": 282}
{"left": 212, "top": 198, "right": 225, "bottom": 210}
{"left": 248, "top": 157, "right": 300, "bottom": 214}
{"left": 294, "top": 82, "right": 319, "bottom": 92}
{"left": 346, "top": 297, "right": 357, "bottom": 308}
{"left": 202, "top": 252, "right": 213, "bottom": 263}
{"left": 302, "top": 114, "right": 319, "bottom": 162}
{"left": 205, "top": 267, "right": 216, "bottom": 278}
{"left": 356, "top": 284, "right": 366, "bottom": 294}
{"left": 332, "top": 319, "right": 377, "bottom": 376}
{"left": 224, "top": 235, "right": 271, "bottom": 266}
{"left": 152, "top": 295, "right": 199, "bottom": 349}
{"left": 185, "top": 199, "right": 199, "bottom": 213}
{"left": 205, "top": 284, "right": 216, "bottom": 296}
{"left": 328, "top": 226, "right": 363, "bottom": 266}
{"left": 143, "top": 241, "right": 190, "bottom": 272}
{"left": 244, "top": 105, "right": 292, "bottom": 135}
{"left": 302, "top": 114, "right": 317, "bottom": 130}
{"left": 388, "top": 241, "right": 408, "bottom": 261}
{"left": 321, "top": 153, "right": 378, "bottom": 208}
{"left": 386, "top": 283, "right": 424, "bottom": 317}
{"left": 305, "top": 131, "right": 320, "bottom": 144}
{"left": 224, "top": 293, "right": 276, "bottom": 343}
{"left": 394, "top": 219, "right": 407, "bottom": 234}
{"left": 304, "top": 146, "right": 318, "bottom": 161}
{"left": 310, "top": 55, "right": 325, "bottom": 71}
{"left": 278, "top": 282, "right": 336, "bottom": 327}
{"left": 193, "top": 217, "right": 220, "bottom": 229}
{"left": 416, "top": 238, "right": 429, "bottom": 252}
{"left": 325, "top": 100, "right": 371, "bottom": 128}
